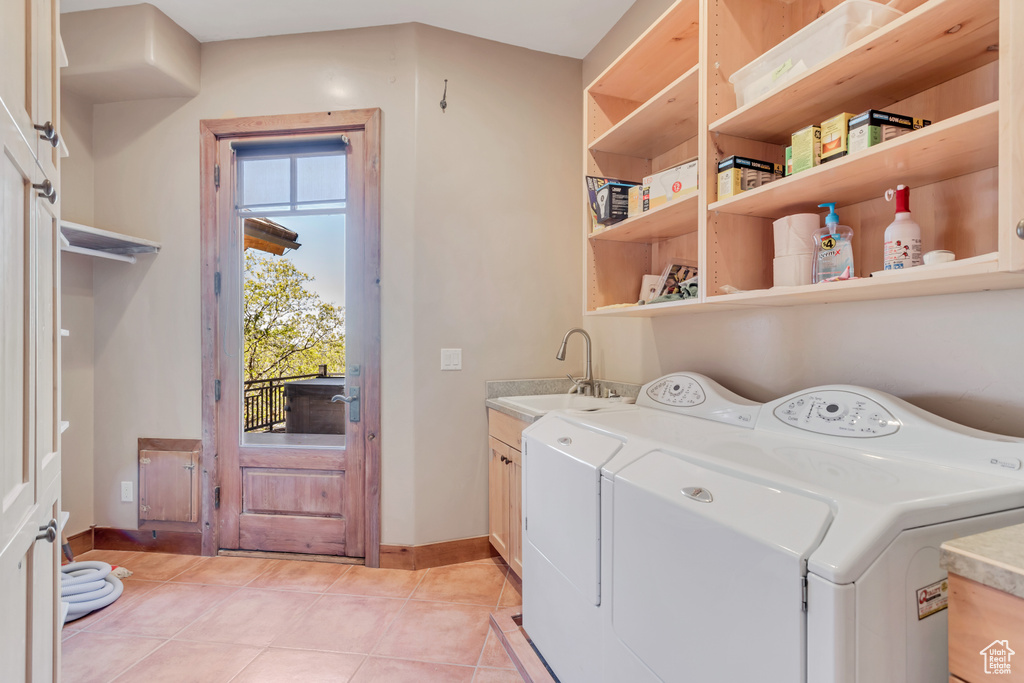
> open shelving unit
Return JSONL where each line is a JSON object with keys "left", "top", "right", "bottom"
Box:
{"left": 583, "top": 0, "right": 1024, "bottom": 317}
{"left": 585, "top": 0, "right": 702, "bottom": 314}
{"left": 60, "top": 221, "right": 161, "bottom": 264}
{"left": 709, "top": 103, "right": 998, "bottom": 217}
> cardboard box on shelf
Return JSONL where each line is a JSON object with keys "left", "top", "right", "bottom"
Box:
{"left": 643, "top": 158, "right": 698, "bottom": 211}
{"left": 848, "top": 109, "right": 932, "bottom": 154}
{"left": 594, "top": 181, "right": 637, "bottom": 225}
{"left": 791, "top": 125, "right": 821, "bottom": 174}
{"left": 820, "top": 112, "right": 854, "bottom": 163}
{"left": 717, "top": 156, "right": 783, "bottom": 200}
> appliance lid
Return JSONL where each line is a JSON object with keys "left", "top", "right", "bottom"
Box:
{"left": 610, "top": 449, "right": 832, "bottom": 682}
{"left": 647, "top": 430, "right": 1024, "bottom": 583}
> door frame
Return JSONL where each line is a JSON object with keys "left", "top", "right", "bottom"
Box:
{"left": 199, "top": 109, "right": 382, "bottom": 566}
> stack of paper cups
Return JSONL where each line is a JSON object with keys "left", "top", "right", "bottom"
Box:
{"left": 773, "top": 213, "right": 819, "bottom": 286}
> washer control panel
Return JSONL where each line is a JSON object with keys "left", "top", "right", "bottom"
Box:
{"left": 774, "top": 390, "right": 901, "bottom": 437}
{"left": 646, "top": 376, "right": 706, "bottom": 407}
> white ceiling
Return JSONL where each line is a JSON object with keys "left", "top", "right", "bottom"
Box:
{"left": 60, "top": 0, "right": 636, "bottom": 58}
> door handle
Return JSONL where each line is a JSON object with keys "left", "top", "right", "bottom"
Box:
{"left": 331, "top": 386, "right": 360, "bottom": 423}
{"left": 35, "top": 519, "right": 57, "bottom": 543}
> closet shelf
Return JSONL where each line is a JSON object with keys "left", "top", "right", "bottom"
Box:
{"left": 709, "top": 0, "right": 999, "bottom": 144}
{"left": 590, "top": 191, "right": 698, "bottom": 243}
{"left": 60, "top": 221, "right": 161, "bottom": 264}
{"left": 589, "top": 64, "right": 699, "bottom": 158}
{"left": 708, "top": 103, "right": 997, "bottom": 218}
{"left": 60, "top": 421, "right": 70, "bottom": 434}
{"left": 587, "top": 0, "right": 699, "bottom": 103}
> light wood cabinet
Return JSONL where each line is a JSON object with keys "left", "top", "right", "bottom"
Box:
{"left": 0, "top": 0, "right": 62, "bottom": 678}
{"left": 948, "top": 573, "right": 1024, "bottom": 682}
{"left": 488, "top": 409, "right": 527, "bottom": 577}
{"left": 585, "top": 0, "right": 1024, "bottom": 317}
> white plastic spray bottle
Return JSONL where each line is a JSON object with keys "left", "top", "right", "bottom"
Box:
{"left": 883, "top": 185, "right": 922, "bottom": 270}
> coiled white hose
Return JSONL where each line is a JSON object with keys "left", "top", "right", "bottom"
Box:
{"left": 61, "top": 561, "right": 124, "bottom": 622}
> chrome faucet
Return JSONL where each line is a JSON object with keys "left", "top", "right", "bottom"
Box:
{"left": 556, "top": 328, "right": 594, "bottom": 396}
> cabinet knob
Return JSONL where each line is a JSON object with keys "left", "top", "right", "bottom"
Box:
{"left": 35, "top": 519, "right": 57, "bottom": 543}
{"left": 32, "top": 179, "right": 57, "bottom": 204}
{"left": 34, "top": 121, "right": 59, "bottom": 148}
{"left": 1017, "top": 219, "right": 1024, "bottom": 240}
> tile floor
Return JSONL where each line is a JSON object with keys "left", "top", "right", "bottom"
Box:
{"left": 62, "top": 550, "right": 525, "bottom": 683}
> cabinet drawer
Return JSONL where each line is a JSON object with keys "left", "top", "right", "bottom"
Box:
{"left": 488, "top": 408, "right": 530, "bottom": 450}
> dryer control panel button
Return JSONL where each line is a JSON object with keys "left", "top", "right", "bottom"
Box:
{"left": 774, "top": 390, "right": 900, "bottom": 437}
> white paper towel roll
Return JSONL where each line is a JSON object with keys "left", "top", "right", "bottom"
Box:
{"left": 774, "top": 254, "right": 813, "bottom": 287}
{"left": 773, "top": 213, "right": 820, "bottom": 257}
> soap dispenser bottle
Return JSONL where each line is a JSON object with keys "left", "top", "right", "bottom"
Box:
{"left": 883, "top": 185, "right": 922, "bottom": 270}
{"left": 812, "top": 202, "right": 855, "bottom": 283}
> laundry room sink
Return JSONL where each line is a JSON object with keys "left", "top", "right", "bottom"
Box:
{"left": 495, "top": 394, "right": 635, "bottom": 418}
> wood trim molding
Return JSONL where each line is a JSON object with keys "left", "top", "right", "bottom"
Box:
{"left": 66, "top": 528, "right": 94, "bottom": 557}
{"left": 200, "top": 110, "right": 378, "bottom": 137}
{"left": 490, "top": 607, "right": 555, "bottom": 683}
{"left": 380, "top": 536, "right": 498, "bottom": 571}
{"left": 93, "top": 527, "right": 203, "bottom": 555}
{"left": 199, "top": 121, "right": 220, "bottom": 557}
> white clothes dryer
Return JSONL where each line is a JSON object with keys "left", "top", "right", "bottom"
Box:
{"left": 523, "top": 373, "right": 1024, "bottom": 683}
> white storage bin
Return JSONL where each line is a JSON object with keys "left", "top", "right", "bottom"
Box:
{"left": 728, "top": 0, "right": 903, "bottom": 108}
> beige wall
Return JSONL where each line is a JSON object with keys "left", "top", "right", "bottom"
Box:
{"left": 582, "top": 0, "right": 1024, "bottom": 437}
{"left": 84, "top": 23, "right": 582, "bottom": 544}
{"left": 60, "top": 89, "right": 96, "bottom": 537}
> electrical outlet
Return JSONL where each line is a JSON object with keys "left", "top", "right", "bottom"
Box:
{"left": 441, "top": 348, "right": 462, "bottom": 371}
{"left": 121, "top": 481, "right": 133, "bottom": 502}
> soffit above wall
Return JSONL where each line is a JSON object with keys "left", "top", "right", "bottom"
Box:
{"left": 60, "top": 0, "right": 633, "bottom": 59}
{"left": 62, "top": 3, "right": 200, "bottom": 103}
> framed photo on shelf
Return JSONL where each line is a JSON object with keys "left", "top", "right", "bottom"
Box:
{"left": 654, "top": 260, "right": 699, "bottom": 298}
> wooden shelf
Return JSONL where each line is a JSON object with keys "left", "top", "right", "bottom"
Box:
{"left": 589, "top": 192, "right": 698, "bottom": 243}
{"left": 709, "top": 103, "right": 997, "bottom": 218}
{"left": 587, "top": 0, "right": 699, "bottom": 103}
{"left": 587, "top": 297, "right": 703, "bottom": 318}
{"left": 589, "top": 64, "right": 699, "bottom": 158}
{"left": 60, "top": 221, "right": 161, "bottom": 264}
{"left": 705, "top": 253, "right": 1024, "bottom": 307}
{"left": 709, "top": 0, "right": 999, "bottom": 144}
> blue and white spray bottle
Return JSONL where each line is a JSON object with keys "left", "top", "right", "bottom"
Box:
{"left": 812, "top": 202, "right": 855, "bottom": 283}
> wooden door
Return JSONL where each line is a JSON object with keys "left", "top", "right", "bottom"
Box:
{"left": 488, "top": 437, "right": 510, "bottom": 561}
{"left": 203, "top": 112, "right": 382, "bottom": 564}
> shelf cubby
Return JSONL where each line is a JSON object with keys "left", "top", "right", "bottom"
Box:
{"left": 587, "top": 0, "right": 700, "bottom": 104}
{"left": 590, "top": 192, "right": 699, "bottom": 243}
{"left": 709, "top": 102, "right": 997, "bottom": 218}
{"left": 589, "top": 64, "right": 699, "bottom": 159}
{"left": 709, "top": 0, "right": 999, "bottom": 144}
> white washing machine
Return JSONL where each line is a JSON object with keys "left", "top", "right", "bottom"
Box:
{"left": 522, "top": 372, "right": 1024, "bottom": 683}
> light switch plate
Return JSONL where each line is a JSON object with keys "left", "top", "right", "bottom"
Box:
{"left": 121, "top": 481, "right": 133, "bottom": 502}
{"left": 441, "top": 348, "right": 462, "bottom": 371}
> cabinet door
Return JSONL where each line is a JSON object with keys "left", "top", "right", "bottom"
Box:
{"left": 32, "top": 0, "right": 60, "bottom": 183}
{"left": 508, "top": 447, "right": 522, "bottom": 578}
{"left": 488, "top": 437, "right": 510, "bottom": 562}
{"left": 0, "top": 0, "right": 37, "bottom": 152}
{"left": 0, "top": 105, "right": 58, "bottom": 682}
{"left": 1001, "top": 0, "right": 1024, "bottom": 272}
